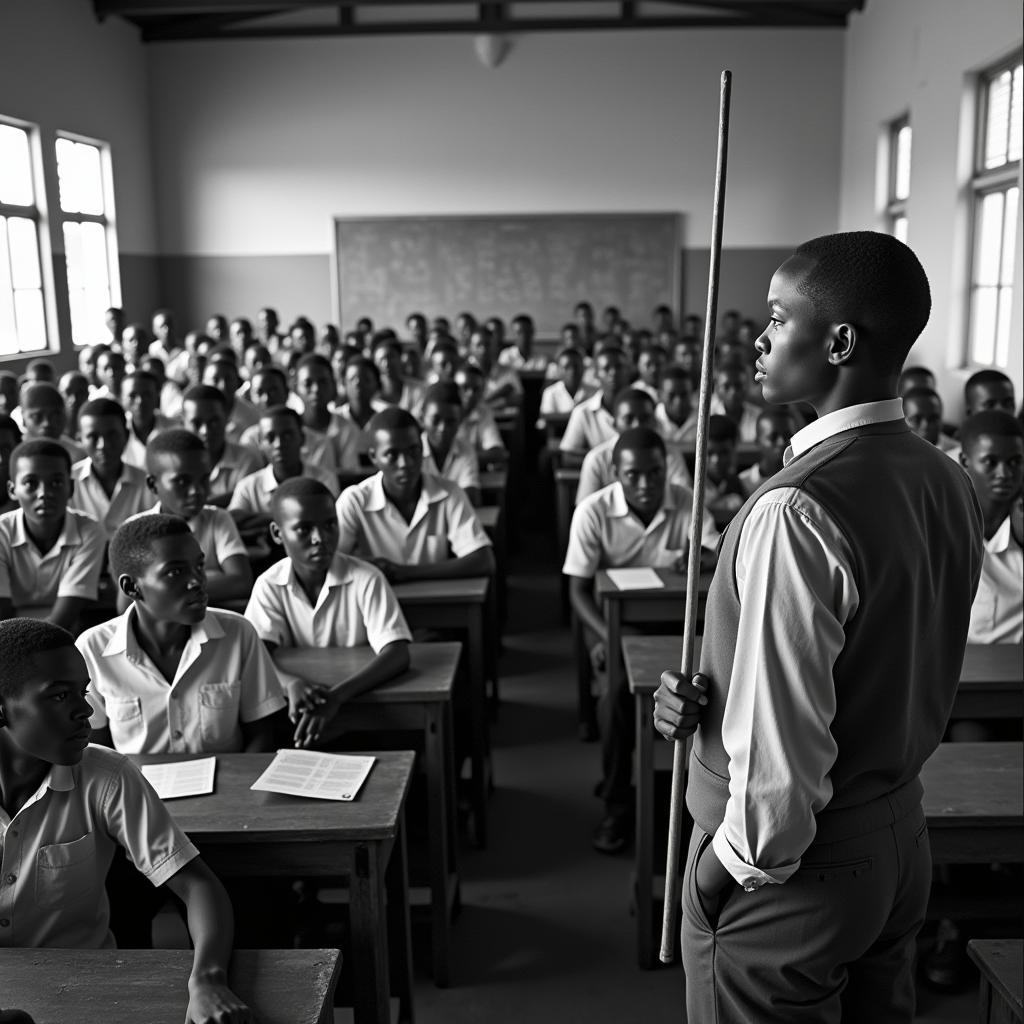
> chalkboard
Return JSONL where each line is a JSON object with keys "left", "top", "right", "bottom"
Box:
{"left": 333, "top": 213, "right": 682, "bottom": 335}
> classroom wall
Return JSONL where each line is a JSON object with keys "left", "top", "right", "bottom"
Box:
{"left": 147, "top": 28, "right": 845, "bottom": 333}
{"left": 840, "top": 0, "right": 1024, "bottom": 417}
{"left": 0, "top": 0, "right": 161, "bottom": 371}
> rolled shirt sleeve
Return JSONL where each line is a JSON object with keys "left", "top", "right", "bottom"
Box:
{"left": 237, "top": 621, "right": 288, "bottom": 723}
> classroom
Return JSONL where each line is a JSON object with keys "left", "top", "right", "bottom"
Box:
{"left": 0, "top": 1, "right": 1021, "bottom": 1022}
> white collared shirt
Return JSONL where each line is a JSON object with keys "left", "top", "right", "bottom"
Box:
{"left": 228, "top": 462, "right": 340, "bottom": 515}
{"left": 539, "top": 380, "right": 596, "bottom": 420}
{"left": 968, "top": 515, "right": 1023, "bottom": 644}
{"left": 302, "top": 412, "right": 362, "bottom": 473}
{"left": 336, "top": 471, "right": 491, "bottom": 565}
{"left": 575, "top": 438, "right": 692, "bottom": 504}
{"left": 562, "top": 481, "right": 719, "bottom": 579}
{"left": 0, "top": 508, "right": 104, "bottom": 616}
{"left": 122, "top": 413, "right": 176, "bottom": 470}
{"left": 78, "top": 605, "right": 286, "bottom": 754}
{"left": 130, "top": 504, "right": 247, "bottom": 575}
{"left": 457, "top": 405, "right": 505, "bottom": 453}
{"left": 0, "top": 746, "right": 198, "bottom": 949}
{"left": 655, "top": 403, "right": 699, "bottom": 445}
{"left": 559, "top": 392, "right": 617, "bottom": 453}
{"left": 224, "top": 396, "right": 261, "bottom": 444}
{"left": 70, "top": 459, "right": 155, "bottom": 541}
{"left": 207, "top": 441, "right": 264, "bottom": 504}
{"left": 421, "top": 435, "right": 480, "bottom": 494}
{"left": 711, "top": 399, "right": 906, "bottom": 888}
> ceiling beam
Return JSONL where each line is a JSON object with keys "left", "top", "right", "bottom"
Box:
{"left": 140, "top": 9, "right": 287, "bottom": 38}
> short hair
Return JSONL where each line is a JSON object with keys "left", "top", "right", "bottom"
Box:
{"left": 901, "top": 386, "right": 942, "bottom": 408}
{"left": 145, "top": 428, "right": 207, "bottom": 472}
{"left": 965, "top": 369, "right": 1013, "bottom": 394}
{"left": 371, "top": 336, "right": 402, "bottom": 358}
{"left": 511, "top": 314, "right": 534, "bottom": 332}
{"left": 78, "top": 398, "right": 127, "bottom": 424}
{"left": 429, "top": 340, "right": 459, "bottom": 360}
{"left": 0, "top": 371, "right": 19, "bottom": 388}
{"left": 367, "top": 406, "right": 420, "bottom": 437}
{"left": 296, "top": 353, "right": 333, "bottom": 375}
{"left": 25, "top": 358, "right": 55, "bottom": 379}
{"left": 556, "top": 346, "right": 584, "bottom": 366}
{"left": 612, "top": 387, "right": 656, "bottom": 413}
{"left": 251, "top": 364, "right": 287, "bottom": 387}
{"left": 182, "top": 384, "right": 228, "bottom": 409}
{"left": 661, "top": 365, "right": 693, "bottom": 387}
{"left": 344, "top": 356, "right": 381, "bottom": 384}
{"left": 790, "top": 231, "right": 931, "bottom": 374}
{"left": 109, "top": 513, "right": 193, "bottom": 580}
{"left": 899, "top": 365, "right": 936, "bottom": 386}
{"left": 0, "top": 413, "right": 22, "bottom": 443}
{"left": 421, "top": 382, "right": 462, "bottom": 410}
{"left": 122, "top": 369, "right": 159, "bottom": 391}
{"left": 258, "top": 404, "right": 303, "bottom": 430}
{"left": 708, "top": 414, "right": 739, "bottom": 444}
{"left": 270, "top": 476, "right": 334, "bottom": 519}
{"left": 20, "top": 382, "right": 63, "bottom": 410}
{"left": 0, "top": 618, "right": 77, "bottom": 700}
{"left": 612, "top": 426, "right": 665, "bottom": 465}
{"left": 208, "top": 343, "right": 238, "bottom": 364}
{"left": 960, "top": 410, "right": 1024, "bottom": 453}
{"left": 594, "top": 341, "right": 624, "bottom": 363}
{"left": 10, "top": 438, "right": 71, "bottom": 474}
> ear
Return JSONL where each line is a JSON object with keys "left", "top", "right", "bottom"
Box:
{"left": 6, "top": 480, "right": 14, "bottom": 501}
{"left": 826, "top": 323, "right": 857, "bottom": 366}
{"left": 118, "top": 573, "right": 140, "bottom": 600}
{"left": 959, "top": 450, "right": 969, "bottom": 470}
{"left": 268, "top": 521, "right": 284, "bottom": 547}
{"left": 146, "top": 474, "right": 158, "bottom": 496}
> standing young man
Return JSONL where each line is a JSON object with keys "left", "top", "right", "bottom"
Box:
{"left": 654, "top": 232, "right": 984, "bottom": 1023}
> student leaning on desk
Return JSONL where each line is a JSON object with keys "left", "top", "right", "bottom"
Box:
{"left": 0, "top": 618, "right": 254, "bottom": 1023}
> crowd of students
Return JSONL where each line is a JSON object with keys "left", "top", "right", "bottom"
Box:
{"left": 0, "top": 291, "right": 1020, "bottom": 1021}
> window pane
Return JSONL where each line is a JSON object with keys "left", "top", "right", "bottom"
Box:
{"left": 13, "top": 289, "right": 46, "bottom": 352}
{"left": 65, "top": 219, "right": 111, "bottom": 344}
{"left": 974, "top": 192, "right": 1004, "bottom": 286}
{"left": 995, "top": 285, "right": 1014, "bottom": 366}
{"left": 0, "top": 123, "right": 34, "bottom": 206}
{"left": 984, "top": 69, "right": 1012, "bottom": 169}
{"left": 892, "top": 215, "right": 908, "bottom": 244}
{"left": 8, "top": 217, "right": 41, "bottom": 290}
{"left": 1011, "top": 65, "right": 1023, "bottom": 162}
{"left": 0, "top": 218, "right": 16, "bottom": 355}
{"left": 1000, "top": 186, "right": 1019, "bottom": 285}
{"left": 894, "top": 125, "right": 912, "bottom": 201}
{"left": 63, "top": 222, "right": 82, "bottom": 291}
{"left": 56, "top": 138, "right": 105, "bottom": 216}
{"left": 81, "top": 221, "right": 110, "bottom": 297}
{"left": 970, "top": 286, "right": 997, "bottom": 365}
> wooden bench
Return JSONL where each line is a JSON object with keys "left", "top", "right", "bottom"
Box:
{"left": 968, "top": 939, "right": 1023, "bottom": 1023}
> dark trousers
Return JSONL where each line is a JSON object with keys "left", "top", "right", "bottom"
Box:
{"left": 682, "top": 796, "right": 931, "bottom": 1024}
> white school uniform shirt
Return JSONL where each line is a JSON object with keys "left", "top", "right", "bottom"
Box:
{"left": 968, "top": 515, "right": 1023, "bottom": 644}
{"left": 562, "top": 481, "right": 719, "bottom": 580}
{"left": 655, "top": 403, "right": 699, "bottom": 445}
{"left": 422, "top": 435, "right": 480, "bottom": 494}
{"left": 335, "top": 401, "right": 388, "bottom": 462}
{"left": 336, "top": 471, "right": 491, "bottom": 566}
{"left": 69, "top": 459, "right": 153, "bottom": 541}
{"left": 0, "top": 508, "right": 104, "bottom": 616}
{"left": 229, "top": 462, "right": 340, "bottom": 515}
{"left": 0, "top": 746, "right": 199, "bottom": 950}
{"left": 484, "top": 365, "right": 523, "bottom": 404}
{"left": 224, "top": 396, "right": 261, "bottom": 444}
{"left": 131, "top": 503, "right": 247, "bottom": 575}
{"left": 708, "top": 396, "right": 761, "bottom": 443}
{"left": 122, "top": 413, "right": 176, "bottom": 470}
{"left": 457, "top": 404, "right": 505, "bottom": 453}
{"left": 78, "top": 606, "right": 286, "bottom": 755}
{"left": 537, "top": 380, "right": 596, "bottom": 429}
{"left": 302, "top": 412, "right": 362, "bottom": 474}
{"left": 575, "top": 438, "right": 692, "bottom": 504}
{"left": 206, "top": 441, "right": 264, "bottom": 504}
{"left": 559, "top": 392, "right": 617, "bottom": 453}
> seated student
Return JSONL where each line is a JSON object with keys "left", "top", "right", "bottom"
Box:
{"left": 0, "top": 618, "right": 253, "bottom": 1023}
{"left": 229, "top": 406, "right": 339, "bottom": 546}
{"left": 229, "top": 316, "right": 255, "bottom": 356}
{"left": 467, "top": 328, "right": 524, "bottom": 410}
{"left": 118, "top": 322, "right": 151, "bottom": 371}
{"left": 419, "top": 382, "right": 481, "bottom": 506}
{"left": 293, "top": 354, "right": 362, "bottom": 476}
{"left": 708, "top": 359, "right": 760, "bottom": 442}
{"left": 134, "top": 428, "right": 253, "bottom": 608}
{"left": 336, "top": 407, "right": 495, "bottom": 584}
{"left": 20, "top": 383, "right": 87, "bottom": 464}
{"left": 424, "top": 338, "right": 460, "bottom": 387}
{"left": 903, "top": 386, "right": 959, "bottom": 452}
{"left": 670, "top": 335, "right": 700, "bottom": 386}
{"left": 0, "top": 414, "right": 22, "bottom": 516}
{"left": 372, "top": 337, "right": 424, "bottom": 409}
{"left": 236, "top": 365, "right": 303, "bottom": 448}
{"left": 137, "top": 354, "right": 184, "bottom": 420}
{"left": 538, "top": 348, "right": 596, "bottom": 431}
{"left": 898, "top": 364, "right": 937, "bottom": 396}
{"left": 0, "top": 439, "right": 103, "bottom": 631}
{"left": 738, "top": 407, "right": 799, "bottom": 496}
{"left": 148, "top": 308, "right": 188, "bottom": 384}
{"left": 496, "top": 314, "right": 531, "bottom": 368}
{"left": 336, "top": 356, "right": 386, "bottom": 465}
{"left": 559, "top": 344, "right": 629, "bottom": 466}
{"left": 634, "top": 343, "right": 667, "bottom": 402}
{"left": 576, "top": 388, "right": 691, "bottom": 502}
{"left": 705, "top": 414, "right": 746, "bottom": 529}
{"left": 258, "top": 306, "right": 284, "bottom": 350}
{"left": 454, "top": 361, "right": 508, "bottom": 466}
{"left": 181, "top": 385, "right": 263, "bottom": 508}
{"left": 245, "top": 477, "right": 411, "bottom": 747}
{"left": 92, "top": 348, "right": 126, "bottom": 402}
{"left": 79, "top": 513, "right": 285, "bottom": 754}
{"left": 964, "top": 368, "right": 1016, "bottom": 416}
{"left": 655, "top": 365, "right": 698, "bottom": 444}
{"left": 0, "top": 371, "right": 20, "bottom": 419}
{"left": 118, "top": 370, "right": 176, "bottom": 470}
{"left": 70, "top": 399, "right": 153, "bottom": 541}
{"left": 202, "top": 349, "right": 261, "bottom": 444}
{"left": 58, "top": 371, "right": 90, "bottom": 440}
{"left": 563, "top": 427, "right": 718, "bottom": 854}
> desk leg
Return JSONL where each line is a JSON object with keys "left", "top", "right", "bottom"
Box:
{"left": 468, "top": 602, "right": 489, "bottom": 849}
{"left": 350, "top": 842, "right": 390, "bottom": 1024}
{"left": 387, "top": 813, "right": 415, "bottom": 1024}
{"left": 425, "top": 703, "right": 453, "bottom": 987}
{"left": 636, "top": 691, "right": 656, "bottom": 969}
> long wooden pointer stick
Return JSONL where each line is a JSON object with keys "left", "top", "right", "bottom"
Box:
{"left": 660, "top": 68, "right": 732, "bottom": 964}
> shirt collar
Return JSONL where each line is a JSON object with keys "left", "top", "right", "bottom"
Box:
{"left": 786, "top": 399, "right": 905, "bottom": 464}
{"left": 9, "top": 508, "right": 78, "bottom": 550}
{"left": 102, "top": 603, "right": 224, "bottom": 658}
{"left": 986, "top": 515, "right": 1014, "bottom": 554}
{"left": 606, "top": 481, "right": 680, "bottom": 520}
{"left": 364, "top": 470, "right": 446, "bottom": 512}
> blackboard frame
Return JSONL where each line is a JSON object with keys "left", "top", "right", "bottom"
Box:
{"left": 331, "top": 212, "right": 683, "bottom": 337}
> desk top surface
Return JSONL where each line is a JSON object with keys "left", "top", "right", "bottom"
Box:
{"left": 966, "top": 939, "right": 1023, "bottom": 1012}
{"left": 273, "top": 642, "right": 459, "bottom": 699}
{"left": 595, "top": 568, "right": 713, "bottom": 600}
{"left": 960, "top": 643, "right": 1023, "bottom": 686}
{"left": 622, "top": 634, "right": 700, "bottom": 695}
{"left": 921, "top": 743, "right": 1022, "bottom": 823}
{"left": 129, "top": 750, "right": 415, "bottom": 841}
{"left": 0, "top": 948, "right": 341, "bottom": 1024}
{"left": 392, "top": 575, "right": 489, "bottom": 603}
{"left": 477, "top": 505, "right": 501, "bottom": 529}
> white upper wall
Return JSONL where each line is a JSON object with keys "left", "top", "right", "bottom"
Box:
{"left": 840, "top": 0, "right": 1023, "bottom": 410}
{"left": 148, "top": 28, "right": 844, "bottom": 256}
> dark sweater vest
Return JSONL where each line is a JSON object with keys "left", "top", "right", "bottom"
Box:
{"left": 687, "top": 420, "right": 984, "bottom": 839}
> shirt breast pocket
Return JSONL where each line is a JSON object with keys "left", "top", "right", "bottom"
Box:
{"left": 107, "top": 696, "right": 143, "bottom": 747}
{"left": 198, "top": 679, "right": 241, "bottom": 750}
{"left": 36, "top": 832, "right": 98, "bottom": 909}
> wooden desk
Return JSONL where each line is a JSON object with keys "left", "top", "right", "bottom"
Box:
{"left": 273, "top": 643, "right": 461, "bottom": 986}
{"left": 393, "top": 577, "right": 492, "bottom": 847}
{"left": 0, "top": 948, "right": 342, "bottom": 1024}
{"left": 955, "top": 644, "right": 1023, "bottom": 720}
{"left": 477, "top": 504, "right": 508, "bottom": 650}
{"left": 967, "top": 939, "right": 1023, "bottom": 1024}
{"left": 131, "top": 751, "right": 415, "bottom": 1024}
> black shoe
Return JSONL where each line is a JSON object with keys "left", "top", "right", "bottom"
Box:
{"left": 922, "top": 921, "right": 969, "bottom": 991}
{"left": 592, "top": 811, "right": 632, "bottom": 855}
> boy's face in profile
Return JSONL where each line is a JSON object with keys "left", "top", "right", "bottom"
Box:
{"left": 757, "top": 415, "right": 795, "bottom": 474}
{"left": 9, "top": 455, "right": 72, "bottom": 529}
{"left": 182, "top": 399, "right": 226, "bottom": 460}
{"left": 79, "top": 414, "right": 127, "bottom": 476}
{"left": 128, "top": 532, "right": 208, "bottom": 626}
{"left": 454, "top": 369, "right": 484, "bottom": 413}
{"left": 967, "top": 381, "right": 1016, "bottom": 416}
{"left": 148, "top": 450, "right": 210, "bottom": 520}
{"left": 23, "top": 400, "right": 66, "bottom": 440}
{"left": 558, "top": 354, "right": 584, "bottom": 394}
{"left": 370, "top": 425, "right": 423, "bottom": 502}
{"left": 249, "top": 371, "right": 288, "bottom": 410}
{"left": 614, "top": 399, "right": 654, "bottom": 434}
{"left": 660, "top": 377, "right": 692, "bottom": 425}
{"left": 0, "top": 645, "right": 92, "bottom": 767}
{"left": 960, "top": 434, "right": 1024, "bottom": 505}
{"left": 903, "top": 394, "right": 943, "bottom": 445}
{"left": 59, "top": 374, "right": 88, "bottom": 412}
{"left": 707, "top": 440, "right": 736, "bottom": 485}
{"left": 615, "top": 446, "right": 666, "bottom": 518}
{"left": 422, "top": 401, "right": 461, "bottom": 451}
{"left": 259, "top": 414, "right": 304, "bottom": 470}
{"left": 271, "top": 494, "right": 340, "bottom": 575}
{"left": 121, "top": 326, "right": 146, "bottom": 364}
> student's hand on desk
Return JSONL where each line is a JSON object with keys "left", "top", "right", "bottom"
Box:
{"left": 186, "top": 978, "right": 254, "bottom": 1023}
{"left": 653, "top": 671, "right": 709, "bottom": 740}
{"left": 285, "top": 679, "right": 328, "bottom": 723}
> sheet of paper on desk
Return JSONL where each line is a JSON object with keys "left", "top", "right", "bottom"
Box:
{"left": 606, "top": 567, "right": 664, "bottom": 590}
{"left": 141, "top": 757, "right": 216, "bottom": 800}
{"left": 250, "top": 749, "right": 375, "bottom": 801}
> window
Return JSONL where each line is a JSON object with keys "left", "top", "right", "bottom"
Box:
{"left": 0, "top": 119, "right": 48, "bottom": 355}
{"left": 56, "top": 134, "right": 120, "bottom": 346}
{"left": 967, "top": 55, "right": 1021, "bottom": 368}
{"left": 885, "top": 116, "right": 911, "bottom": 243}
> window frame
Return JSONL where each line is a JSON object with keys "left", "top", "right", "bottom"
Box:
{"left": 885, "top": 114, "right": 911, "bottom": 243}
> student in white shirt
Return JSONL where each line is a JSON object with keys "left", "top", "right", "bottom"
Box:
{"left": 559, "top": 344, "right": 630, "bottom": 466}
{"left": 634, "top": 343, "right": 667, "bottom": 402}
{"left": 655, "top": 365, "right": 698, "bottom": 444}
{"left": 537, "top": 347, "right": 595, "bottom": 431}
{"left": 202, "top": 351, "right": 260, "bottom": 445}
{"left": 738, "top": 407, "right": 799, "bottom": 497}
{"left": 118, "top": 370, "right": 175, "bottom": 470}
{"left": 293, "top": 354, "right": 362, "bottom": 475}
{"left": 454, "top": 362, "right": 508, "bottom": 466}
{"left": 708, "top": 360, "right": 761, "bottom": 443}
{"left": 419, "top": 382, "right": 481, "bottom": 505}
{"left": 467, "top": 328, "right": 523, "bottom": 410}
